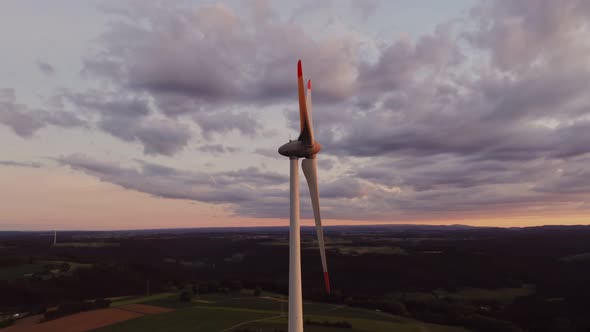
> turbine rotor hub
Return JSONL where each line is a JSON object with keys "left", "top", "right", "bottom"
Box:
{"left": 278, "top": 140, "right": 321, "bottom": 159}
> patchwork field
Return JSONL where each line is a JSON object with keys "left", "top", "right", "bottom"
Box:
{"left": 93, "top": 292, "right": 471, "bottom": 332}
{"left": 110, "top": 293, "right": 176, "bottom": 308}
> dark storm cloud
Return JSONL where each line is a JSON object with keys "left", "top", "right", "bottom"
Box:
{"left": 57, "top": 153, "right": 371, "bottom": 220}
{"left": 0, "top": 88, "right": 85, "bottom": 138}
{"left": 0, "top": 160, "right": 42, "bottom": 168}
{"left": 466, "top": 0, "right": 590, "bottom": 71}
{"left": 0, "top": 108, "right": 44, "bottom": 138}
{"left": 302, "top": 0, "right": 590, "bottom": 219}
{"left": 40, "top": 111, "right": 87, "bottom": 128}
{"left": 254, "top": 148, "right": 281, "bottom": 159}
{"left": 350, "top": 0, "right": 380, "bottom": 21}
{"left": 194, "top": 111, "right": 261, "bottom": 139}
{"left": 75, "top": 0, "right": 590, "bottom": 163}
{"left": 99, "top": 117, "right": 191, "bottom": 156}
{"left": 317, "top": 158, "right": 336, "bottom": 171}
{"left": 357, "top": 24, "right": 463, "bottom": 96}
{"left": 235, "top": 175, "right": 371, "bottom": 219}
{"left": 321, "top": 1, "right": 590, "bottom": 163}
{"left": 327, "top": 115, "right": 590, "bottom": 162}
{"left": 64, "top": 91, "right": 192, "bottom": 156}
{"left": 54, "top": 1, "right": 361, "bottom": 158}
{"left": 85, "top": 1, "right": 359, "bottom": 105}
{"left": 0, "top": 88, "right": 42, "bottom": 137}
{"left": 65, "top": 91, "right": 150, "bottom": 118}
{"left": 37, "top": 61, "right": 56, "bottom": 76}
{"left": 81, "top": 0, "right": 361, "bottom": 147}
{"left": 532, "top": 155, "right": 590, "bottom": 194}
{"left": 198, "top": 144, "right": 240, "bottom": 155}
{"left": 356, "top": 155, "right": 548, "bottom": 191}
{"left": 47, "top": 0, "right": 590, "bottom": 220}
{"left": 216, "top": 167, "right": 288, "bottom": 186}
{"left": 319, "top": 177, "right": 366, "bottom": 199}
{"left": 58, "top": 154, "right": 288, "bottom": 209}
{"left": 535, "top": 170, "right": 590, "bottom": 194}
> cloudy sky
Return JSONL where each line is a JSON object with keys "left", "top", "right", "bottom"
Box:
{"left": 2, "top": 0, "right": 590, "bottom": 230}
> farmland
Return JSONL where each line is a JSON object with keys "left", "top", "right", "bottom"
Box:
{"left": 95, "top": 292, "right": 470, "bottom": 332}
{"left": 2, "top": 225, "right": 590, "bottom": 331}
{"left": 2, "top": 308, "right": 142, "bottom": 332}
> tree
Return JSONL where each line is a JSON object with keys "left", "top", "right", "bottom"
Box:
{"left": 179, "top": 290, "right": 192, "bottom": 302}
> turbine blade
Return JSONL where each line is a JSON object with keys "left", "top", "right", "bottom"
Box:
{"left": 297, "top": 60, "right": 314, "bottom": 146}
{"left": 302, "top": 157, "right": 330, "bottom": 294}
{"left": 306, "top": 79, "right": 313, "bottom": 132}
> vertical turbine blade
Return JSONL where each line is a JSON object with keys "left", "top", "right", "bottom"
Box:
{"left": 306, "top": 79, "right": 313, "bottom": 132}
{"left": 302, "top": 157, "right": 330, "bottom": 294}
{"left": 297, "top": 60, "right": 314, "bottom": 145}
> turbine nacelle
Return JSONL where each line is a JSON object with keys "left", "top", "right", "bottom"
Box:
{"left": 278, "top": 140, "right": 321, "bottom": 159}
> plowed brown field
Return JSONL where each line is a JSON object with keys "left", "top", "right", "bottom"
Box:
{"left": 120, "top": 303, "right": 173, "bottom": 314}
{"left": 3, "top": 307, "right": 148, "bottom": 332}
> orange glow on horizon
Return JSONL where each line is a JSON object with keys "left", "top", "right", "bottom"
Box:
{"left": 1, "top": 166, "right": 589, "bottom": 231}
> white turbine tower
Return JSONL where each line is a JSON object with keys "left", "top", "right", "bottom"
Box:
{"left": 279, "top": 60, "right": 331, "bottom": 332}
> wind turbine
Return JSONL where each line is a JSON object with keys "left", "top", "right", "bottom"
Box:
{"left": 278, "top": 60, "right": 330, "bottom": 332}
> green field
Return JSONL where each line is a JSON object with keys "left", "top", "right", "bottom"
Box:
{"left": 0, "top": 263, "right": 45, "bottom": 280}
{"left": 94, "top": 292, "right": 470, "bottom": 332}
{"left": 111, "top": 293, "right": 176, "bottom": 307}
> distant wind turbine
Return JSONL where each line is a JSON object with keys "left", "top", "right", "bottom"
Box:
{"left": 279, "top": 60, "right": 331, "bottom": 332}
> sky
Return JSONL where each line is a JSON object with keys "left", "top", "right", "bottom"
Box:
{"left": 1, "top": 0, "right": 590, "bottom": 230}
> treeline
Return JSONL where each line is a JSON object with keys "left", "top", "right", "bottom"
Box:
{"left": 304, "top": 319, "right": 352, "bottom": 328}
{"left": 342, "top": 295, "right": 521, "bottom": 332}
{"left": 0, "top": 263, "right": 146, "bottom": 312}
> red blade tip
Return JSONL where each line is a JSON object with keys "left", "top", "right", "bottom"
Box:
{"left": 323, "top": 271, "right": 331, "bottom": 294}
{"left": 308, "top": 79, "right": 312, "bottom": 90}
{"left": 297, "top": 60, "right": 302, "bottom": 78}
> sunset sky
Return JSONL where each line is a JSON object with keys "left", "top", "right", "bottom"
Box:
{"left": 2, "top": 0, "right": 590, "bottom": 230}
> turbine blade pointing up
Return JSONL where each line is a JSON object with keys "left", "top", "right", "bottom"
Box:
{"left": 297, "top": 60, "right": 314, "bottom": 146}
{"left": 302, "top": 158, "right": 330, "bottom": 294}
{"left": 306, "top": 79, "right": 313, "bottom": 132}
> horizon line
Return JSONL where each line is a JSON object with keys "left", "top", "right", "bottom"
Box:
{"left": 2, "top": 223, "right": 590, "bottom": 233}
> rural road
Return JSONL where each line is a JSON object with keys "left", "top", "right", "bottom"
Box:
{"left": 218, "top": 298, "right": 343, "bottom": 332}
